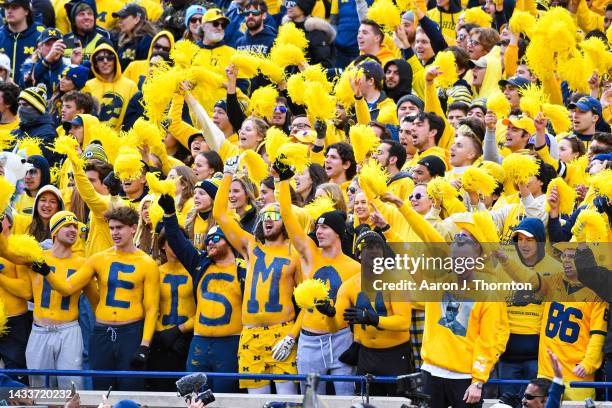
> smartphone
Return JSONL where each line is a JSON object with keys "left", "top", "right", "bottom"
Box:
{"left": 63, "top": 37, "right": 81, "bottom": 49}
{"left": 70, "top": 381, "right": 77, "bottom": 397}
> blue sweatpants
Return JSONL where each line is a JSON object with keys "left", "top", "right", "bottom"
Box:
{"left": 89, "top": 320, "right": 144, "bottom": 391}
{"left": 186, "top": 335, "right": 240, "bottom": 393}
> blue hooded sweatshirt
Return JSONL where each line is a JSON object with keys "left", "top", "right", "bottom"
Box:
{"left": 512, "top": 217, "right": 546, "bottom": 266}
{"left": 0, "top": 23, "right": 44, "bottom": 85}
{"left": 235, "top": 24, "right": 277, "bottom": 56}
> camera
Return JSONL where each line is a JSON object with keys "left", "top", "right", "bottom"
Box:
{"left": 176, "top": 373, "right": 215, "bottom": 406}
{"left": 397, "top": 372, "right": 430, "bottom": 408}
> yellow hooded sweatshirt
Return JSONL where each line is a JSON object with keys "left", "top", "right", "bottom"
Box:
{"left": 124, "top": 30, "right": 176, "bottom": 87}
{"left": 83, "top": 44, "right": 138, "bottom": 130}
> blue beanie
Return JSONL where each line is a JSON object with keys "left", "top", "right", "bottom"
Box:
{"left": 185, "top": 5, "right": 206, "bottom": 28}
{"left": 64, "top": 64, "right": 90, "bottom": 90}
{"left": 195, "top": 179, "right": 219, "bottom": 199}
{"left": 113, "top": 401, "right": 139, "bottom": 408}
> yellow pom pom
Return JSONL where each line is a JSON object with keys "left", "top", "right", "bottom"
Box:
{"left": 304, "top": 81, "right": 337, "bottom": 121}
{"left": 427, "top": 177, "right": 456, "bottom": 203}
{"left": 572, "top": 209, "right": 607, "bottom": 242}
{"left": 519, "top": 83, "right": 548, "bottom": 118}
{"left": 286, "top": 73, "right": 306, "bottom": 106}
{"left": 90, "top": 123, "right": 121, "bottom": 164}
{"left": 542, "top": 104, "right": 571, "bottom": 135}
{"left": 133, "top": 118, "right": 164, "bottom": 152}
{"left": 367, "top": 0, "right": 401, "bottom": 32}
{"left": 8, "top": 234, "right": 43, "bottom": 263}
{"left": 265, "top": 127, "right": 291, "bottom": 163}
{"left": 304, "top": 193, "right": 336, "bottom": 220}
{"left": 502, "top": 153, "right": 539, "bottom": 184}
{"left": 508, "top": 10, "right": 536, "bottom": 37}
{"left": 545, "top": 177, "right": 575, "bottom": 215}
{"left": 350, "top": 124, "right": 380, "bottom": 163}
{"left": 359, "top": 159, "right": 390, "bottom": 197}
{"left": 462, "top": 7, "right": 492, "bottom": 27}
{"left": 17, "top": 137, "right": 43, "bottom": 157}
{"left": 294, "top": 279, "right": 329, "bottom": 308}
{"left": 270, "top": 44, "right": 306, "bottom": 69}
{"left": 461, "top": 167, "right": 497, "bottom": 196}
{"left": 146, "top": 171, "right": 177, "bottom": 197}
{"left": 303, "top": 64, "right": 333, "bottom": 93}
{"left": 170, "top": 40, "right": 200, "bottom": 68}
{"left": 377, "top": 105, "right": 398, "bottom": 126}
{"left": 114, "top": 146, "right": 144, "bottom": 181}
{"left": 277, "top": 143, "right": 310, "bottom": 172}
{"left": 333, "top": 69, "right": 356, "bottom": 108}
{"left": 148, "top": 198, "right": 164, "bottom": 229}
{"left": 557, "top": 52, "right": 592, "bottom": 94}
{"left": 0, "top": 299, "right": 8, "bottom": 336}
{"left": 581, "top": 37, "right": 612, "bottom": 75}
{"left": 608, "top": 24, "right": 612, "bottom": 45}
{"left": 524, "top": 39, "right": 556, "bottom": 81}
{"left": 142, "top": 61, "right": 180, "bottom": 124}
{"left": 590, "top": 169, "right": 612, "bottom": 202}
{"left": 240, "top": 150, "right": 269, "bottom": 185}
{"left": 230, "top": 51, "right": 261, "bottom": 79}
{"left": 0, "top": 175, "right": 15, "bottom": 212}
{"left": 249, "top": 85, "right": 279, "bottom": 121}
{"left": 258, "top": 58, "right": 285, "bottom": 83}
{"left": 487, "top": 91, "right": 511, "bottom": 119}
{"left": 276, "top": 22, "right": 309, "bottom": 50}
{"left": 432, "top": 51, "right": 458, "bottom": 89}
{"left": 533, "top": 7, "right": 576, "bottom": 54}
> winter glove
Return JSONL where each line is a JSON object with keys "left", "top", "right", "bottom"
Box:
{"left": 158, "top": 194, "right": 176, "bottom": 215}
{"left": 32, "top": 261, "right": 51, "bottom": 276}
{"left": 343, "top": 307, "right": 379, "bottom": 327}
{"left": 271, "top": 335, "right": 295, "bottom": 361}
{"left": 316, "top": 299, "right": 336, "bottom": 317}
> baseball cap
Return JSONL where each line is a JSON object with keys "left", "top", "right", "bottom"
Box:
{"left": 358, "top": 60, "right": 384, "bottom": 86}
{"left": 202, "top": 8, "right": 229, "bottom": 26}
{"left": 469, "top": 56, "right": 487, "bottom": 69}
{"left": 112, "top": 3, "right": 146, "bottom": 19}
{"left": 37, "top": 27, "right": 63, "bottom": 44}
{"left": 502, "top": 115, "right": 536, "bottom": 135}
{"left": 185, "top": 5, "right": 206, "bottom": 28}
{"left": 0, "top": 0, "right": 30, "bottom": 8}
{"left": 568, "top": 96, "right": 602, "bottom": 116}
{"left": 499, "top": 75, "right": 530, "bottom": 89}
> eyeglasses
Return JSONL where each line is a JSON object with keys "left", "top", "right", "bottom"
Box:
{"left": 153, "top": 44, "right": 171, "bottom": 52}
{"left": 290, "top": 122, "right": 311, "bottom": 130}
{"left": 409, "top": 192, "right": 424, "bottom": 200}
{"left": 243, "top": 9, "right": 262, "bottom": 16}
{"left": 274, "top": 105, "right": 287, "bottom": 113}
{"left": 205, "top": 235, "right": 222, "bottom": 245}
{"left": 523, "top": 394, "right": 546, "bottom": 401}
{"left": 190, "top": 17, "right": 201, "bottom": 24}
{"left": 95, "top": 54, "right": 113, "bottom": 62}
{"left": 468, "top": 39, "right": 481, "bottom": 46}
{"left": 261, "top": 211, "right": 281, "bottom": 221}
{"left": 457, "top": 33, "right": 467, "bottom": 41}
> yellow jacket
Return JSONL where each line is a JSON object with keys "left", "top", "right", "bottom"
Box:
{"left": 83, "top": 44, "right": 138, "bottom": 130}
{"left": 124, "top": 30, "right": 175, "bottom": 87}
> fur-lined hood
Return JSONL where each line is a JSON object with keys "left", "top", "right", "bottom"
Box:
{"left": 281, "top": 16, "right": 336, "bottom": 43}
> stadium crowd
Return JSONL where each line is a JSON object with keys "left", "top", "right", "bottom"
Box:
{"left": 0, "top": 0, "right": 610, "bottom": 405}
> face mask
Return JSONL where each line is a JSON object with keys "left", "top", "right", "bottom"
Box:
{"left": 18, "top": 105, "right": 41, "bottom": 123}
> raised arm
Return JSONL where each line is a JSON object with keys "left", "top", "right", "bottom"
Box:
{"left": 184, "top": 91, "right": 226, "bottom": 152}
{"left": 278, "top": 179, "right": 317, "bottom": 259}
{"left": 72, "top": 154, "right": 111, "bottom": 216}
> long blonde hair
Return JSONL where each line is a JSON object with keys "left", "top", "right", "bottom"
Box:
{"left": 171, "top": 165, "right": 197, "bottom": 212}
{"left": 134, "top": 195, "right": 160, "bottom": 258}
{"left": 316, "top": 183, "right": 348, "bottom": 213}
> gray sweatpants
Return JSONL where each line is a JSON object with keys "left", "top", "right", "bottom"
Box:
{"left": 26, "top": 321, "right": 84, "bottom": 389}
{"left": 296, "top": 327, "right": 355, "bottom": 395}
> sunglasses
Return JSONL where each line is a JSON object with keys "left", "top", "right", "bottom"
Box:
{"left": 190, "top": 17, "right": 201, "bottom": 24}
{"left": 95, "top": 54, "right": 113, "bottom": 62}
{"left": 205, "top": 235, "right": 222, "bottom": 245}
{"left": 409, "top": 192, "right": 424, "bottom": 200}
{"left": 523, "top": 394, "right": 546, "bottom": 401}
{"left": 243, "top": 9, "right": 262, "bottom": 16}
{"left": 153, "top": 44, "right": 171, "bottom": 52}
{"left": 26, "top": 168, "right": 39, "bottom": 176}
{"left": 453, "top": 232, "right": 478, "bottom": 246}
{"left": 261, "top": 211, "right": 281, "bottom": 221}
{"left": 348, "top": 187, "right": 357, "bottom": 194}
{"left": 210, "top": 20, "right": 224, "bottom": 28}
{"left": 274, "top": 105, "right": 287, "bottom": 113}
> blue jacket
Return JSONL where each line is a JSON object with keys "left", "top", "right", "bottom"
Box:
{"left": 333, "top": 0, "right": 373, "bottom": 49}
{"left": 225, "top": 2, "right": 278, "bottom": 47}
{"left": 33, "top": 57, "right": 68, "bottom": 99}
{"left": 12, "top": 114, "right": 60, "bottom": 166}
{"left": 162, "top": 212, "right": 246, "bottom": 299}
{"left": 0, "top": 24, "right": 44, "bottom": 85}
{"left": 235, "top": 24, "right": 277, "bottom": 56}
{"left": 544, "top": 380, "right": 564, "bottom": 408}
